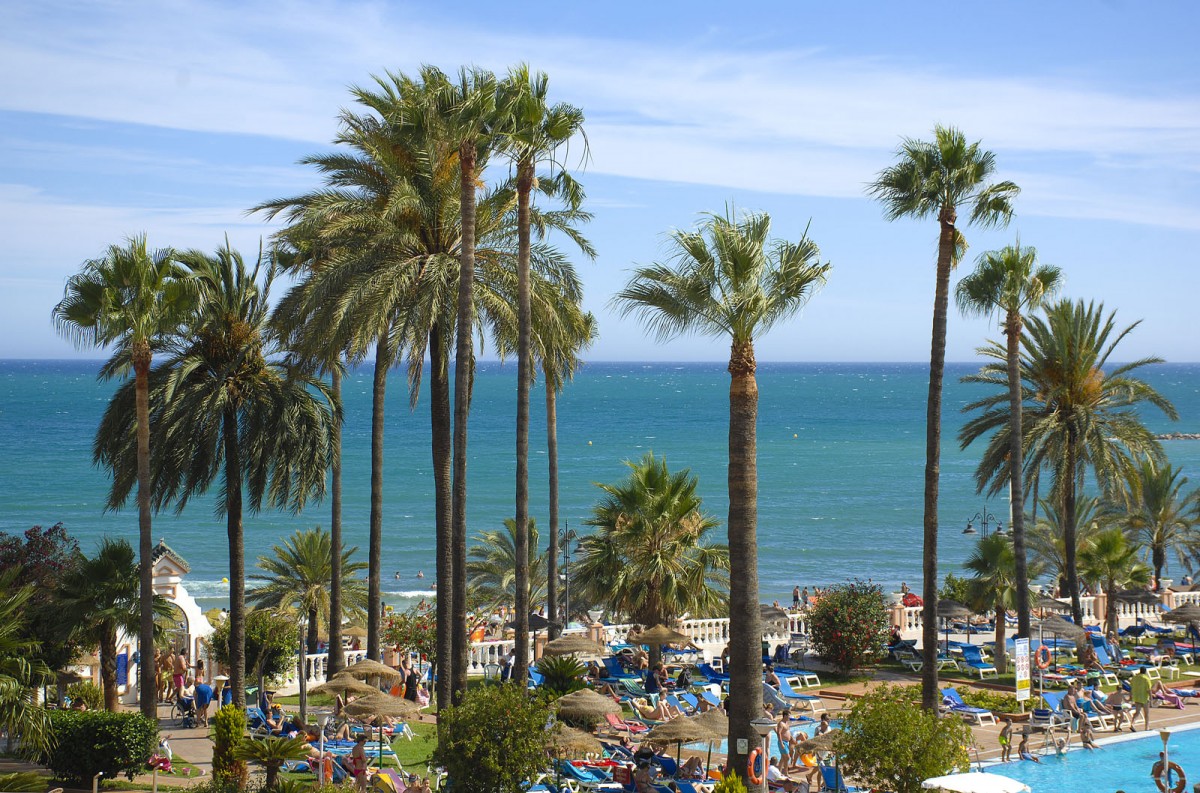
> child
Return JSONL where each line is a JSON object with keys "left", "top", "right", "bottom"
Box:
{"left": 1017, "top": 732, "right": 1040, "bottom": 763}
{"left": 998, "top": 717, "right": 1013, "bottom": 762}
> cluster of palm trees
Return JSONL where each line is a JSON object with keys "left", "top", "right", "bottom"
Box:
{"left": 53, "top": 64, "right": 596, "bottom": 716}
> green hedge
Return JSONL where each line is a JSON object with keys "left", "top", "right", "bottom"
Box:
{"left": 41, "top": 710, "right": 157, "bottom": 783}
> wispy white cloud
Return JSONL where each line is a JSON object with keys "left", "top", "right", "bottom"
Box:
{"left": 1, "top": 0, "right": 1198, "bottom": 232}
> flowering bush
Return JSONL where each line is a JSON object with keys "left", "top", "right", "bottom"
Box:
{"left": 807, "top": 580, "right": 889, "bottom": 672}
{"left": 382, "top": 599, "right": 437, "bottom": 665}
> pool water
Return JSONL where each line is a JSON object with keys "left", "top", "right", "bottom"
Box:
{"left": 992, "top": 723, "right": 1200, "bottom": 792}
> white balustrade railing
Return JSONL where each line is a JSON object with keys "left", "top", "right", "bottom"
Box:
{"left": 276, "top": 649, "right": 368, "bottom": 695}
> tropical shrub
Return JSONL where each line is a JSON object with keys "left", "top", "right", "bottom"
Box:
{"left": 839, "top": 684, "right": 970, "bottom": 793}
{"left": 66, "top": 681, "right": 103, "bottom": 711}
{"left": 212, "top": 704, "right": 249, "bottom": 788}
{"left": 807, "top": 580, "right": 889, "bottom": 672}
{"left": 955, "top": 688, "right": 1017, "bottom": 714}
{"left": 0, "top": 772, "right": 47, "bottom": 792}
{"left": 712, "top": 771, "right": 748, "bottom": 793}
{"left": 938, "top": 573, "right": 972, "bottom": 606}
{"left": 534, "top": 655, "right": 586, "bottom": 697}
{"left": 432, "top": 683, "right": 551, "bottom": 793}
{"left": 234, "top": 735, "right": 312, "bottom": 789}
{"left": 40, "top": 710, "right": 157, "bottom": 783}
{"left": 210, "top": 610, "right": 297, "bottom": 691}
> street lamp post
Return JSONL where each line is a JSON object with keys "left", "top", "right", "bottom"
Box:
{"left": 750, "top": 717, "right": 776, "bottom": 793}
{"left": 298, "top": 614, "right": 308, "bottom": 725}
{"left": 1160, "top": 729, "right": 1172, "bottom": 790}
{"left": 560, "top": 526, "right": 583, "bottom": 630}
{"left": 962, "top": 502, "right": 1003, "bottom": 538}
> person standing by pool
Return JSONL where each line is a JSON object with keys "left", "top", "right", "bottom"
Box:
{"left": 1131, "top": 667, "right": 1152, "bottom": 731}
{"left": 998, "top": 718, "right": 1013, "bottom": 762}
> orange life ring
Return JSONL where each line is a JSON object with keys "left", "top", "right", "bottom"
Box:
{"left": 1153, "top": 760, "right": 1186, "bottom": 793}
{"left": 747, "top": 748, "right": 764, "bottom": 785}
{"left": 1035, "top": 646, "right": 1052, "bottom": 670}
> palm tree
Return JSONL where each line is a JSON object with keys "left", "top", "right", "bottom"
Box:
{"left": 466, "top": 518, "right": 549, "bottom": 615}
{"left": 0, "top": 569, "right": 53, "bottom": 755}
{"left": 499, "top": 64, "right": 589, "bottom": 683}
{"left": 1080, "top": 528, "right": 1152, "bottom": 636}
{"left": 574, "top": 453, "right": 729, "bottom": 666}
{"left": 95, "top": 244, "right": 337, "bottom": 706}
{"left": 536, "top": 301, "right": 597, "bottom": 638}
{"left": 956, "top": 242, "right": 1062, "bottom": 642}
{"left": 961, "top": 299, "right": 1176, "bottom": 625}
{"left": 52, "top": 235, "right": 193, "bottom": 718}
{"left": 868, "top": 126, "right": 1019, "bottom": 710}
{"left": 247, "top": 527, "right": 368, "bottom": 652}
{"left": 613, "top": 212, "right": 827, "bottom": 773}
{"left": 234, "top": 735, "right": 313, "bottom": 789}
{"left": 435, "top": 65, "right": 502, "bottom": 701}
{"left": 1028, "top": 495, "right": 1105, "bottom": 593}
{"left": 963, "top": 534, "right": 1041, "bottom": 674}
{"left": 270, "top": 233, "right": 350, "bottom": 677}
{"left": 57, "top": 538, "right": 170, "bottom": 711}
{"left": 1111, "top": 458, "right": 1200, "bottom": 586}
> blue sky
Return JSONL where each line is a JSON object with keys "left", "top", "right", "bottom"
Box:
{"left": 3, "top": 1, "right": 1198, "bottom": 362}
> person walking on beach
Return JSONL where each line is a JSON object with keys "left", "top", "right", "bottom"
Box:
{"left": 1131, "top": 667, "right": 1152, "bottom": 731}
{"left": 792, "top": 586, "right": 800, "bottom": 608}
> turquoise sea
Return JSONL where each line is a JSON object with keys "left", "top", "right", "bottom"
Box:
{"left": 2, "top": 360, "right": 1198, "bottom": 611}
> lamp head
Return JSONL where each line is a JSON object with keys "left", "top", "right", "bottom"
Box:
{"left": 750, "top": 717, "right": 776, "bottom": 737}
{"left": 1160, "top": 729, "right": 1171, "bottom": 748}
{"left": 963, "top": 523, "right": 977, "bottom": 535}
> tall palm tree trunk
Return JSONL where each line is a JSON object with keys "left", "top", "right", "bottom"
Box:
{"left": 513, "top": 160, "right": 534, "bottom": 677}
{"left": 133, "top": 345, "right": 156, "bottom": 718}
{"left": 451, "top": 142, "right": 477, "bottom": 700}
{"left": 726, "top": 340, "right": 763, "bottom": 786}
{"left": 368, "top": 336, "right": 388, "bottom": 662}
{"left": 328, "top": 366, "right": 345, "bottom": 677}
{"left": 1004, "top": 313, "right": 1031, "bottom": 640}
{"left": 993, "top": 601, "right": 1008, "bottom": 674}
{"left": 307, "top": 607, "right": 320, "bottom": 654}
{"left": 546, "top": 376, "right": 560, "bottom": 639}
{"left": 430, "top": 327, "right": 454, "bottom": 712}
{"left": 920, "top": 210, "right": 956, "bottom": 711}
{"left": 1064, "top": 431, "right": 1083, "bottom": 624}
{"left": 101, "top": 629, "right": 119, "bottom": 712}
{"left": 223, "top": 406, "right": 247, "bottom": 706}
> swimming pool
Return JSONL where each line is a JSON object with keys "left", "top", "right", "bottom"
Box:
{"left": 990, "top": 723, "right": 1200, "bottom": 792}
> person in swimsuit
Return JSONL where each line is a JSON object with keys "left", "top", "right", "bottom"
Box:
{"left": 1017, "top": 732, "right": 1040, "bottom": 763}
{"left": 998, "top": 717, "right": 1013, "bottom": 762}
{"left": 349, "top": 734, "right": 368, "bottom": 792}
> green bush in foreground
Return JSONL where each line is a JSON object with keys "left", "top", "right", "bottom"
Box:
{"left": 807, "top": 580, "right": 890, "bottom": 672}
{"left": 712, "top": 770, "right": 748, "bottom": 793}
{"left": 40, "top": 710, "right": 157, "bottom": 783}
{"left": 534, "top": 655, "right": 587, "bottom": 697}
{"left": 433, "top": 683, "right": 550, "bottom": 793}
{"left": 0, "top": 771, "right": 48, "bottom": 792}
{"left": 839, "top": 684, "right": 970, "bottom": 793}
{"left": 212, "top": 704, "right": 249, "bottom": 789}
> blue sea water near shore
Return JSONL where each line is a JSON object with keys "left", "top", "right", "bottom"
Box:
{"left": 2, "top": 359, "right": 1198, "bottom": 613}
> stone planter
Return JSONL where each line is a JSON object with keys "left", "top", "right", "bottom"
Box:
{"left": 998, "top": 711, "right": 1030, "bottom": 723}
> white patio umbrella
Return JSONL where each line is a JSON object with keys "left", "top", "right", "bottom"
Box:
{"left": 922, "top": 772, "right": 1031, "bottom": 793}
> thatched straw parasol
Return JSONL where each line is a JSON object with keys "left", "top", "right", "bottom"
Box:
{"left": 645, "top": 716, "right": 716, "bottom": 764}
{"left": 1035, "top": 615, "right": 1087, "bottom": 639}
{"left": 1162, "top": 602, "right": 1200, "bottom": 625}
{"left": 760, "top": 604, "right": 791, "bottom": 626}
{"left": 543, "top": 635, "right": 607, "bottom": 657}
{"left": 1033, "top": 595, "right": 1070, "bottom": 612}
{"left": 342, "top": 624, "right": 370, "bottom": 638}
{"left": 555, "top": 688, "right": 621, "bottom": 722}
{"left": 690, "top": 707, "right": 728, "bottom": 774}
{"left": 936, "top": 600, "right": 971, "bottom": 620}
{"left": 76, "top": 653, "right": 100, "bottom": 666}
{"left": 629, "top": 624, "right": 692, "bottom": 646}
{"left": 343, "top": 692, "right": 422, "bottom": 767}
{"left": 312, "top": 672, "right": 379, "bottom": 698}
{"left": 796, "top": 728, "right": 840, "bottom": 754}
{"left": 344, "top": 658, "right": 403, "bottom": 681}
{"left": 508, "top": 612, "right": 555, "bottom": 632}
{"left": 545, "top": 723, "right": 604, "bottom": 755}
{"left": 1115, "top": 589, "right": 1163, "bottom": 606}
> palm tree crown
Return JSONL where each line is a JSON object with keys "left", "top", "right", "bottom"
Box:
{"left": 466, "top": 518, "right": 549, "bottom": 616}
{"left": 248, "top": 527, "right": 368, "bottom": 653}
{"left": 1110, "top": 458, "right": 1200, "bottom": 585}
{"left": 1079, "top": 527, "right": 1151, "bottom": 636}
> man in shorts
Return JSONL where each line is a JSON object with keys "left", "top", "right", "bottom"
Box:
{"left": 172, "top": 650, "right": 188, "bottom": 702}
